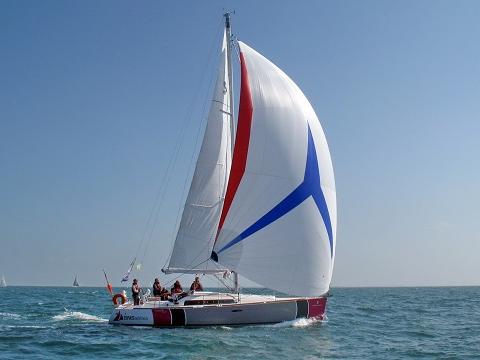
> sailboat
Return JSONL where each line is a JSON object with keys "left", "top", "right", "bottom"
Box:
{"left": 73, "top": 275, "right": 79, "bottom": 287}
{"left": 109, "top": 13, "right": 336, "bottom": 327}
{"left": 0, "top": 275, "right": 6, "bottom": 287}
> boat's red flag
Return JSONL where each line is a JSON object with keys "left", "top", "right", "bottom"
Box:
{"left": 103, "top": 269, "right": 113, "bottom": 295}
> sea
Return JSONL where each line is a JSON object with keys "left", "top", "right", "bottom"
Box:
{"left": 0, "top": 286, "right": 479, "bottom": 359}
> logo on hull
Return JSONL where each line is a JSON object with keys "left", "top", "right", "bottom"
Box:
{"left": 113, "top": 311, "right": 123, "bottom": 321}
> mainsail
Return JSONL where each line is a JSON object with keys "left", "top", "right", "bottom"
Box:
{"left": 212, "top": 42, "right": 337, "bottom": 297}
{"left": 0, "top": 275, "right": 6, "bottom": 287}
{"left": 167, "top": 30, "right": 233, "bottom": 270}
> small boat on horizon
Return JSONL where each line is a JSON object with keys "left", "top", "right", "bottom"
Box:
{"left": 73, "top": 275, "right": 79, "bottom": 287}
{"left": 0, "top": 275, "right": 6, "bottom": 287}
{"left": 109, "top": 13, "right": 336, "bottom": 327}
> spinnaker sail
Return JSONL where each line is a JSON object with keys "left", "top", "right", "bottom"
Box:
{"left": 211, "top": 42, "right": 337, "bottom": 297}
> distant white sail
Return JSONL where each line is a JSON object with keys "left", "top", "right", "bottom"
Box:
{"left": 212, "top": 42, "right": 337, "bottom": 297}
{"left": 167, "top": 30, "right": 232, "bottom": 270}
{"left": 0, "top": 275, "right": 6, "bottom": 287}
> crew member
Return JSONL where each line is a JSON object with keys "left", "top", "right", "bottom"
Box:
{"left": 190, "top": 276, "right": 204, "bottom": 292}
{"left": 131, "top": 279, "right": 141, "bottom": 306}
{"left": 153, "top": 278, "right": 162, "bottom": 296}
{"left": 171, "top": 280, "right": 183, "bottom": 294}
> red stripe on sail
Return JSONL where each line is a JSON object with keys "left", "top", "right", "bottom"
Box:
{"left": 215, "top": 52, "right": 253, "bottom": 242}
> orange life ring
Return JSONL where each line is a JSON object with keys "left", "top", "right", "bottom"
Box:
{"left": 112, "top": 293, "right": 127, "bottom": 305}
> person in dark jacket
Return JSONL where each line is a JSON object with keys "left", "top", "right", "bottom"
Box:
{"left": 131, "top": 279, "right": 141, "bottom": 305}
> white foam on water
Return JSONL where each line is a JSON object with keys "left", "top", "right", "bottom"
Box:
{"left": 268, "top": 317, "right": 324, "bottom": 328}
{"left": 0, "top": 325, "right": 49, "bottom": 330}
{"left": 0, "top": 312, "right": 22, "bottom": 320}
{"left": 52, "top": 309, "right": 107, "bottom": 322}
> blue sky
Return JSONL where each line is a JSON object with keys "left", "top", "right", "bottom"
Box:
{"left": 1, "top": 0, "right": 479, "bottom": 287}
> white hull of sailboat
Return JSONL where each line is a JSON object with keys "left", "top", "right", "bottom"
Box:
{"left": 108, "top": 292, "right": 327, "bottom": 327}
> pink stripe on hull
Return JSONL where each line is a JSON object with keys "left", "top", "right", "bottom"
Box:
{"left": 307, "top": 297, "right": 327, "bottom": 319}
{"left": 152, "top": 309, "right": 171, "bottom": 326}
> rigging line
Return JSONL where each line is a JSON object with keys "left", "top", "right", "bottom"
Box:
{"left": 136, "top": 18, "right": 226, "bottom": 270}
{"left": 133, "top": 112, "right": 187, "bottom": 269}
{"left": 163, "top": 21, "right": 226, "bottom": 268}
{"left": 232, "top": 35, "right": 241, "bottom": 61}
{"left": 213, "top": 273, "right": 234, "bottom": 292}
{"left": 132, "top": 131, "right": 182, "bottom": 261}
{"left": 130, "top": 27, "right": 223, "bottom": 265}
{"left": 133, "top": 32, "right": 234, "bottom": 265}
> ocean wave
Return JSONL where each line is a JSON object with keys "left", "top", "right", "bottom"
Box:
{"left": 0, "top": 325, "right": 49, "bottom": 330}
{"left": 358, "top": 305, "right": 376, "bottom": 312}
{"left": 269, "top": 317, "right": 324, "bottom": 328}
{"left": 67, "top": 290, "right": 99, "bottom": 295}
{"left": 0, "top": 312, "right": 22, "bottom": 320}
{"left": 52, "top": 309, "right": 107, "bottom": 322}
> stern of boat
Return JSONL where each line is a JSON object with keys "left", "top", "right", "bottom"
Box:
{"left": 109, "top": 306, "right": 154, "bottom": 326}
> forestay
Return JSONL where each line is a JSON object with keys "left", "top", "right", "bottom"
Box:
{"left": 212, "top": 42, "right": 337, "bottom": 297}
{"left": 167, "top": 31, "right": 233, "bottom": 270}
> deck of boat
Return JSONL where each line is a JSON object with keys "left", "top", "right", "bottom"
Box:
{"left": 116, "top": 291, "right": 290, "bottom": 309}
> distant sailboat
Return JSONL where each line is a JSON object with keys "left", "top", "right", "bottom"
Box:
{"left": 0, "top": 275, "right": 6, "bottom": 287}
{"left": 73, "top": 275, "right": 79, "bottom": 287}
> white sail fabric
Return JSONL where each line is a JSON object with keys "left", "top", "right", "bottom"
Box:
{"left": 213, "top": 42, "right": 337, "bottom": 297}
{"left": 168, "top": 31, "right": 232, "bottom": 269}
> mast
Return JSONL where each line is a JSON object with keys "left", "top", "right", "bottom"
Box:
{"left": 224, "top": 12, "right": 239, "bottom": 295}
{"left": 224, "top": 12, "right": 235, "bottom": 153}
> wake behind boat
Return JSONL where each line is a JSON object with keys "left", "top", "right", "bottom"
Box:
{"left": 109, "top": 13, "right": 336, "bottom": 327}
